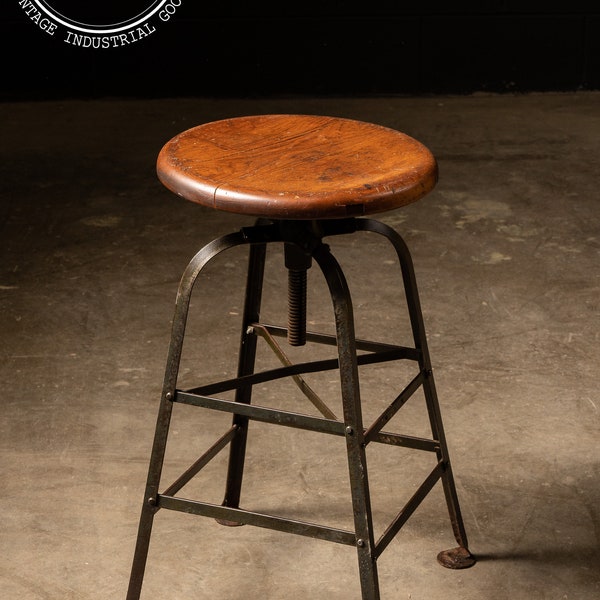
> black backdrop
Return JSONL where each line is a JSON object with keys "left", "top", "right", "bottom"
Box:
{"left": 2, "top": 2, "right": 599, "bottom": 100}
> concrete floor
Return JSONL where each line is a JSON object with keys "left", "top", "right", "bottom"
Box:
{"left": 1, "top": 93, "right": 599, "bottom": 599}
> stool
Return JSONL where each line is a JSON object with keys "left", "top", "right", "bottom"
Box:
{"left": 126, "top": 114, "right": 475, "bottom": 600}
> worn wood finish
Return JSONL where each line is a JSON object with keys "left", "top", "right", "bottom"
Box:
{"left": 157, "top": 114, "right": 438, "bottom": 219}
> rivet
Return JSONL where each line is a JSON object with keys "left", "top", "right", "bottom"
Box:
{"left": 357, "top": 538, "right": 365, "bottom": 547}
{"left": 345, "top": 426, "right": 354, "bottom": 435}
{"left": 147, "top": 496, "right": 156, "bottom": 507}
{"left": 165, "top": 392, "right": 173, "bottom": 401}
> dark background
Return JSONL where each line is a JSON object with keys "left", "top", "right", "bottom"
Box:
{"left": 2, "top": 1, "right": 599, "bottom": 100}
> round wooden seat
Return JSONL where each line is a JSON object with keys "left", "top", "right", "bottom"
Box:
{"left": 157, "top": 114, "right": 438, "bottom": 219}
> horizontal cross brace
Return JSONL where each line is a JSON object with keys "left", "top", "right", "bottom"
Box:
{"left": 369, "top": 431, "right": 439, "bottom": 452}
{"left": 186, "top": 348, "right": 415, "bottom": 398}
{"left": 174, "top": 392, "right": 346, "bottom": 435}
{"left": 255, "top": 323, "right": 421, "bottom": 358}
{"left": 173, "top": 391, "right": 438, "bottom": 451}
{"left": 157, "top": 495, "right": 357, "bottom": 546}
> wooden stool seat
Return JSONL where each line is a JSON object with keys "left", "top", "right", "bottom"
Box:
{"left": 157, "top": 114, "right": 438, "bottom": 219}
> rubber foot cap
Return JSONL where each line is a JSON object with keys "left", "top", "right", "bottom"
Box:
{"left": 437, "top": 546, "right": 476, "bottom": 569}
{"left": 215, "top": 518, "right": 244, "bottom": 527}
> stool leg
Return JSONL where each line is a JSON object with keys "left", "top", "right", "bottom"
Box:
{"left": 357, "top": 219, "right": 475, "bottom": 569}
{"left": 219, "top": 242, "right": 267, "bottom": 520}
{"left": 126, "top": 231, "right": 250, "bottom": 599}
{"left": 314, "top": 243, "right": 381, "bottom": 600}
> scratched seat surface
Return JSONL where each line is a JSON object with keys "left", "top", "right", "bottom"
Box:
{"left": 157, "top": 114, "right": 438, "bottom": 219}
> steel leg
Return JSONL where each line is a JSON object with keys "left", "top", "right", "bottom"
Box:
{"left": 314, "top": 242, "right": 381, "bottom": 600}
{"left": 126, "top": 231, "right": 252, "bottom": 599}
{"left": 357, "top": 219, "right": 475, "bottom": 569}
{"left": 218, "top": 241, "right": 267, "bottom": 522}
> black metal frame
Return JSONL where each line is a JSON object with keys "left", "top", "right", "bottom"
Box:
{"left": 126, "top": 217, "right": 475, "bottom": 600}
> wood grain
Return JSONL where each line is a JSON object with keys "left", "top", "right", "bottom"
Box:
{"left": 157, "top": 114, "right": 438, "bottom": 219}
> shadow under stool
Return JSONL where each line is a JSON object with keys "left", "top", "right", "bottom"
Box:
{"left": 126, "top": 114, "right": 476, "bottom": 600}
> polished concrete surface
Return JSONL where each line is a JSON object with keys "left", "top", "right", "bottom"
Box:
{"left": 1, "top": 93, "right": 599, "bottom": 599}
